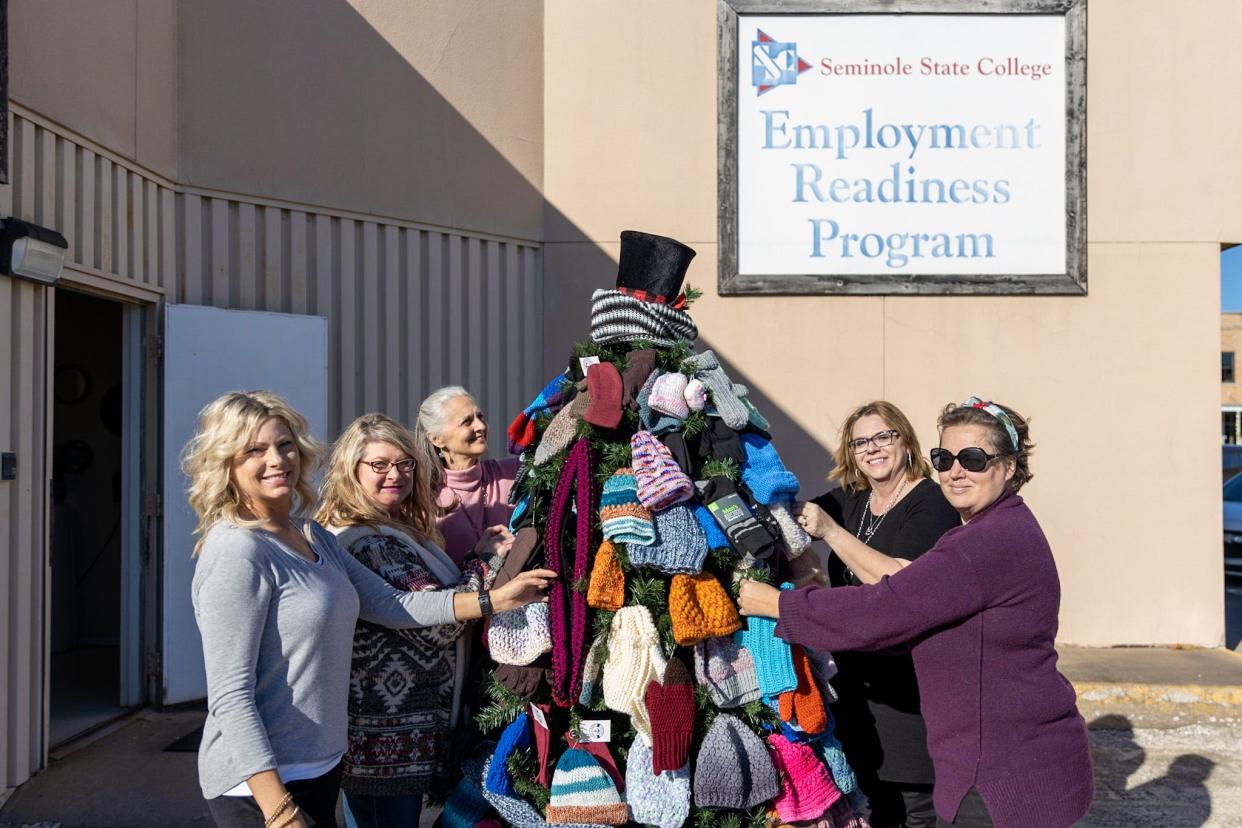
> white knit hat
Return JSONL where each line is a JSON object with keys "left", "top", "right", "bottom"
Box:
{"left": 626, "top": 737, "right": 691, "bottom": 828}
{"left": 488, "top": 601, "right": 553, "bottom": 666}
{"left": 601, "top": 606, "right": 667, "bottom": 744}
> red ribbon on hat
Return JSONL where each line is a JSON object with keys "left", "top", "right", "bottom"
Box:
{"left": 617, "top": 286, "right": 687, "bottom": 310}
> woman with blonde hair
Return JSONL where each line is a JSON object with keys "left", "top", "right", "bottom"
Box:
{"left": 186, "top": 391, "right": 553, "bottom": 828}
{"left": 317, "top": 413, "right": 554, "bottom": 828}
{"left": 792, "top": 400, "right": 960, "bottom": 828}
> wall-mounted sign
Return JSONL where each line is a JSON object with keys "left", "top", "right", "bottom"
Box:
{"left": 718, "top": 0, "right": 1087, "bottom": 294}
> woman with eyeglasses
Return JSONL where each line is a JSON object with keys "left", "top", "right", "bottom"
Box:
{"left": 316, "top": 413, "right": 556, "bottom": 828}
{"left": 740, "top": 399, "right": 1092, "bottom": 828}
{"left": 792, "top": 401, "right": 959, "bottom": 828}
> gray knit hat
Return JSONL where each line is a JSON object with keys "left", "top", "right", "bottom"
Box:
{"left": 692, "top": 714, "right": 780, "bottom": 810}
{"left": 693, "top": 634, "right": 762, "bottom": 708}
{"left": 627, "top": 503, "right": 707, "bottom": 574}
{"left": 626, "top": 737, "right": 691, "bottom": 828}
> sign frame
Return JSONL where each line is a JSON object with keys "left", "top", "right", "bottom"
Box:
{"left": 717, "top": 0, "right": 1087, "bottom": 295}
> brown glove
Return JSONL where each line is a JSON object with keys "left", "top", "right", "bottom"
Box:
{"left": 620, "top": 348, "right": 657, "bottom": 410}
{"left": 492, "top": 526, "right": 540, "bottom": 589}
{"left": 493, "top": 663, "right": 546, "bottom": 698}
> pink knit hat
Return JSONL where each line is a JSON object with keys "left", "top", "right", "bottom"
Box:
{"left": 631, "top": 431, "right": 693, "bottom": 510}
{"left": 649, "top": 372, "right": 690, "bottom": 419}
{"left": 766, "top": 733, "right": 841, "bottom": 823}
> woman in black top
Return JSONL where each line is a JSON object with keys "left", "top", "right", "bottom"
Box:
{"left": 795, "top": 400, "right": 960, "bottom": 828}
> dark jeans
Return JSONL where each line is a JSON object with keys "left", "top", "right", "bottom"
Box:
{"left": 341, "top": 791, "right": 423, "bottom": 828}
{"left": 866, "top": 781, "right": 937, "bottom": 828}
{"left": 936, "top": 789, "right": 994, "bottom": 828}
{"left": 206, "top": 763, "right": 343, "bottom": 827}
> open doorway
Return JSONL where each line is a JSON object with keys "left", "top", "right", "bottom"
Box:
{"left": 49, "top": 290, "right": 144, "bottom": 744}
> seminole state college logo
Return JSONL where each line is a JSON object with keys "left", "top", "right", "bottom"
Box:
{"left": 751, "top": 30, "right": 812, "bottom": 95}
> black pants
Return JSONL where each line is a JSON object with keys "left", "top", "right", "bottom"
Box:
{"left": 866, "top": 781, "right": 937, "bottom": 828}
{"left": 936, "top": 789, "right": 994, "bottom": 828}
{"left": 206, "top": 764, "right": 343, "bottom": 827}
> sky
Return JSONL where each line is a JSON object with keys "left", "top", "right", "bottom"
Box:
{"left": 1223, "top": 246, "right": 1242, "bottom": 311}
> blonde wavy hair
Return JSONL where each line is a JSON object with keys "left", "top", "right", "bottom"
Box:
{"left": 182, "top": 390, "right": 324, "bottom": 555}
{"left": 829, "top": 400, "right": 934, "bottom": 493}
{"left": 316, "top": 413, "right": 443, "bottom": 545}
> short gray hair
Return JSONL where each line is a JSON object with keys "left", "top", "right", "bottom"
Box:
{"left": 417, "top": 385, "right": 476, "bottom": 439}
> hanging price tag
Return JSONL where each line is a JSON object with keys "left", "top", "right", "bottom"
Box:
{"left": 529, "top": 703, "right": 548, "bottom": 730}
{"left": 578, "top": 719, "right": 612, "bottom": 743}
{"left": 578, "top": 355, "right": 601, "bottom": 375}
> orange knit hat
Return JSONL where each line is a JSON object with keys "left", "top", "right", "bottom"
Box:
{"left": 588, "top": 540, "right": 626, "bottom": 611}
{"left": 668, "top": 572, "right": 742, "bottom": 646}
{"left": 778, "top": 644, "right": 827, "bottom": 735}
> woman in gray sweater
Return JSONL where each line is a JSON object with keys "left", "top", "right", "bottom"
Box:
{"left": 185, "top": 391, "right": 554, "bottom": 827}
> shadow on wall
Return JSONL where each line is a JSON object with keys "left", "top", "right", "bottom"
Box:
{"left": 1085, "top": 714, "right": 1215, "bottom": 827}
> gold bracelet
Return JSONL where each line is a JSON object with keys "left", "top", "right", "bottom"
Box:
{"left": 263, "top": 793, "right": 294, "bottom": 828}
{"left": 275, "top": 805, "right": 301, "bottom": 828}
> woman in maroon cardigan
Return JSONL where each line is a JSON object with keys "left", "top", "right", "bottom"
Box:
{"left": 740, "top": 398, "right": 1092, "bottom": 828}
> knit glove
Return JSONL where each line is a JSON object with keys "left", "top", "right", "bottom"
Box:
{"left": 492, "top": 526, "right": 540, "bottom": 590}
{"left": 493, "top": 663, "right": 546, "bottom": 698}
{"left": 740, "top": 607, "right": 798, "bottom": 697}
{"left": 659, "top": 430, "right": 693, "bottom": 476}
{"left": 701, "top": 476, "right": 777, "bottom": 560}
{"left": 621, "top": 348, "right": 658, "bottom": 409}
{"left": 698, "top": 417, "right": 745, "bottom": 464}
{"left": 486, "top": 713, "right": 533, "bottom": 797}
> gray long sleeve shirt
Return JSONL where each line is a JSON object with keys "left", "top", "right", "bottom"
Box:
{"left": 191, "top": 520, "right": 459, "bottom": 798}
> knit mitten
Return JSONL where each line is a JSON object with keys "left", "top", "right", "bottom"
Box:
{"left": 631, "top": 431, "right": 694, "bottom": 510}
{"left": 602, "top": 606, "right": 667, "bottom": 743}
{"left": 534, "top": 390, "right": 590, "bottom": 466}
{"left": 735, "top": 387, "right": 772, "bottom": 432}
{"left": 740, "top": 610, "right": 798, "bottom": 696}
{"left": 693, "top": 503, "right": 732, "bottom": 551}
{"left": 701, "top": 476, "right": 777, "bottom": 560}
{"left": 698, "top": 417, "right": 745, "bottom": 464}
{"left": 493, "top": 663, "right": 545, "bottom": 698}
{"left": 778, "top": 644, "right": 828, "bottom": 735}
{"left": 767, "top": 733, "right": 842, "bottom": 823}
{"left": 815, "top": 734, "right": 859, "bottom": 796}
{"left": 644, "top": 657, "right": 696, "bottom": 773}
{"left": 531, "top": 703, "right": 553, "bottom": 788}
{"left": 684, "top": 350, "right": 749, "bottom": 429}
{"left": 649, "top": 372, "right": 690, "bottom": 419}
{"left": 669, "top": 572, "right": 743, "bottom": 645}
{"left": 621, "top": 348, "right": 658, "bottom": 409}
{"left": 628, "top": 503, "right": 707, "bottom": 574}
{"left": 769, "top": 501, "right": 812, "bottom": 559}
{"left": 659, "top": 430, "right": 693, "bottom": 476}
{"left": 584, "top": 361, "right": 624, "bottom": 429}
{"left": 508, "top": 371, "right": 568, "bottom": 455}
{"left": 693, "top": 714, "right": 780, "bottom": 810}
{"left": 587, "top": 540, "right": 626, "bottom": 611}
{"left": 486, "top": 713, "right": 533, "bottom": 797}
{"left": 626, "top": 738, "right": 691, "bottom": 828}
{"left": 740, "top": 432, "right": 801, "bottom": 504}
{"left": 546, "top": 747, "right": 628, "bottom": 825}
{"left": 694, "top": 634, "right": 762, "bottom": 708}
{"left": 599, "top": 468, "right": 656, "bottom": 546}
{"left": 684, "top": 378, "right": 707, "bottom": 412}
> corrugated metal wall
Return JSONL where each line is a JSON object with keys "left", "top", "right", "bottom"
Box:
{"left": 0, "top": 105, "right": 543, "bottom": 788}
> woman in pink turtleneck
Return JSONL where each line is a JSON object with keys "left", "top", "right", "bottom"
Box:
{"left": 418, "top": 386, "right": 518, "bottom": 566}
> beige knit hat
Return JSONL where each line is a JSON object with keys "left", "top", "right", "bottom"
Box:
{"left": 601, "top": 605, "right": 668, "bottom": 743}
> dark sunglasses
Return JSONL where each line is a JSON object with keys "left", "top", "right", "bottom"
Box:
{"left": 930, "top": 447, "right": 1004, "bottom": 473}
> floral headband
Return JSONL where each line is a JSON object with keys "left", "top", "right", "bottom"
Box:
{"left": 962, "top": 396, "right": 1019, "bottom": 451}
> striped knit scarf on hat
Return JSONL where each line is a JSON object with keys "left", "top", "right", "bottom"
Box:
{"left": 590, "top": 289, "right": 698, "bottom": 348}
{"left": 546, "top": 438, "right": 596, "bottom": 707}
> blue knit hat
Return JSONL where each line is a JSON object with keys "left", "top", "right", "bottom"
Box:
{"left": 739, "top": 432, "right": 800, "bottom": 505}
{"left": 600, "top": 468, "right": 656, "bottom": 546}
{"left": 627, "top": 503, "right": 707, "bottom": 574}
{"left": 485, "top": 713, "right": 533, "bottom": 798}
{"left": 693, "top": 503, "right": 732, "bottom": 551}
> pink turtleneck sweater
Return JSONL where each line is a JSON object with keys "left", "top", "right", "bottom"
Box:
{"left": 434, "top": 457, "right": 520, "bottom": 566}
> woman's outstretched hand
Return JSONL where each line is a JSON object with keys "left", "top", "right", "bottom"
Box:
{"left": 474, "top": 524, "right": 515, "bottom": 558}
{"left": 738, "top": 579, "right": 781, "bottom": 619}
{"left": 491, "top": 568, "right": 557, "bottom": 613}
{"left": 795, "top": 500, "right": 839, "bottom": 541}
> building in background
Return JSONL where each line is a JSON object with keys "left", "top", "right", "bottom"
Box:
{"left": 1223, "top": 313, "right": 1242, "bottom": 445}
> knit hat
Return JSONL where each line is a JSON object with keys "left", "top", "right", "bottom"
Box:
{"left": 693, "top": 714, "right": 780, "bottom": 810}
{"left": 683, "top": 350, "right": 749, "bottom": 430}
{"left": 649, "top": 372, "right": 690, "bottom": 419}
{"left": 442, "top": 762, "right": 495, "bottom": 828}
{"left": 669, "top": 572, "right": 743, "bottom": 646}
{"left": 637, "top": 370, "right": 684, "bottom": 436}
{"left": 768, "top": 501, "right": 812, "bottom": 559}
{"left": 628, "top": 503, "right": 707, "bottom": 574}
{"left": 600, "top": 468, "right": 656, "bottom": 546}
{"left": 694, "top": 635, "right": 762, "bottom": 708}
{"left": 480, "top": 754, "right": 602, "bottom": 828}
{"left": 631, "top": 431, "right": 693, "bottom": 510}
{"left": 815, "top": 734, "right": 859, "bottom": 796}
{"left": 567, "top": 736, "right": 626, "bottom": 795}
{"left": 546, "top": 748, "right": 628, "bottom": 825}
{"left": 488, "top": 601, "right": 553, "bottom": 666}
{"left": 767, "top": 734, "right": 842, "bottom": 823}
{"left": 590, "top": 289, "right": 698, "bottom": 349}
{"left": 509, "top": 372, "right": 568, "bottom": 455}
{"left": 534, "top": 390, "right": 591, "bottom": 466}
{"left": 621, "top": 348, "right": 658, "bottom": 410}
{"left": 584, "top": 361, "right": 624, "bottom": 429}
{"left": 740, "top": 611, "right": 798, "bottom": 697}
{"left": 739, "top": 433, "right": 800, "bottom": 505}
{"left": 644, "top": 657, "right": 696, "bottom": 774}
{"left": 587, "top": 540, "right": 626, "bottom": 611}
{"left": 778, "top": 645, "right": 828, "bottom": 735}
{"left": 485, "top": 713, "right": 533, "bottom": 797}
{"left": 626, "top": 738, "right": 691, "bottom": 828}
{"left": 693, "top": 503, "right": 732, "bottom": 551}
{"left": 684, "top": 378, "right": 707, "bottom": 412}
{"left": 602, "top": 606, "right": 667, "bottom": 743}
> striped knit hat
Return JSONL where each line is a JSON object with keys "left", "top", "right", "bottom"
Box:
{"left": 631, "top": 431, "right": 693, "bottom": 510}
{"left": 546, "top": 748, "right": 628, "bottom": 825}
{"left": 599, "top": 468, "right": 656, "bottom": 545}
{"left": 628, "top": 503, "right": 707, "bottom": 574}
{"left": 590, "top": 289, "right": 698, "bottom": 349}
{"left": 479, "top": 753, "right": 604, "bottom": 828}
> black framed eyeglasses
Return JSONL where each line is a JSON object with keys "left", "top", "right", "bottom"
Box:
{"left": 930, "top": 447, "right": 1003, "bottom": 473}
{"left": 359, "top": 458, "right": 416, "bottom": 475}
{"left": 848, "top": 429, "right": 899, "bottom": 454}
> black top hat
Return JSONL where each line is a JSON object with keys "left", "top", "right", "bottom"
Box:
{"left": 615, "top": 231, "right": 696, "bottom": 301}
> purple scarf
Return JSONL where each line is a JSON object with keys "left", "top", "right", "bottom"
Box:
{"left": 546, "top": 438, "right": 596, "bottom": 707}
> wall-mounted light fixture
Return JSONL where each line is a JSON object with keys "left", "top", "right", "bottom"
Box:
{"left": 1, "top": 218, "right": 69, "bottom": 286}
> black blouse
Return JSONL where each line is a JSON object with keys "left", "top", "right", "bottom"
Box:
{"left": 811, "top": 477, "right": 961, "bottom": 786}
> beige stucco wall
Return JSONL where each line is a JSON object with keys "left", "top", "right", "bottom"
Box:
{"left": 543, "top": 0, "right": 1236, "bottom": 646}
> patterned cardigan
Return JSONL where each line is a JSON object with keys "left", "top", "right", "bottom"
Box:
{"left": 333, "top": 524, "right": 495, "bottom": 796}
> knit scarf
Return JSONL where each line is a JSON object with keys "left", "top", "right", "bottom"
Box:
{"left": 546, "top": 438, "right": 596, "bottom": 707}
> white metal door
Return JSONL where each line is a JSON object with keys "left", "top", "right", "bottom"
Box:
{"left": 161, "top": 305, "right": 328, "bottom": 705}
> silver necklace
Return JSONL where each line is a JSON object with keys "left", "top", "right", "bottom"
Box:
{"left": 856, "top": 477, "right": 910, "bottom": 543}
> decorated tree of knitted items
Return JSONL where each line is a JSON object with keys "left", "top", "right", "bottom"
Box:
{"left": 468, "top": 230, "right": 864, "bottom": 828}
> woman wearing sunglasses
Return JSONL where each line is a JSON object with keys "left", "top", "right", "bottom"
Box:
{"left": 793, "top": 401, "right": 959, "bottom": 828}
{"left": 740, "top": 398, "right": 1092, "bottom": 828}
